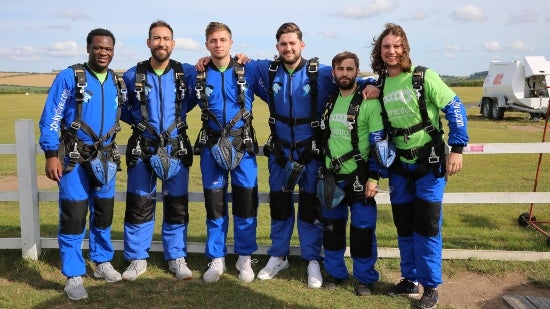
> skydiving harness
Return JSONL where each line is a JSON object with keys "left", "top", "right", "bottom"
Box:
{"left": 378, "top": 66, "right": 447, "bottom": 179}
{"left": 59, "top": 63, "right": 128, "bottom": 185}
{"left": 317, "top": 85, "right": 369, "bottom": 207}
{"left": 125, "top": 60, "right": 194, "bottom": 179}
{"left": 263, "top": 57, "right": 321, "bottom": 190}
{"left": 193, "top": 58, "right": 258, "bottom": 171}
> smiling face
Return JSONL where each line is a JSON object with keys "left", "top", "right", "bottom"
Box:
{"left": 86, "top": 35, "right": 114, "bottom": 73}
{"left": 147, "top": 25, "right": 175, "bottom": 64}
{"left": 380, "top": 33, "right": 407, "bottom": 76}
{"left": 276, "top": 32, "right": 304, "bottom": 68}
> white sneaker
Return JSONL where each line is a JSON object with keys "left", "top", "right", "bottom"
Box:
{"left": 64, "top": 276, "right": 88, "bottom": 301}
{"left": 235, "top": 255, "right": 256, "bottom": 283}
{"left": 203, "top": 257, "right": 225, "bottom": 282}
{"left": 307, "top": 260, "right": 323, "bottom": 288}
{"left": 93, "top": 262, "right": 122, "bottom": 283}
{"left": 121, "top": 259, "right": 147, "bottom": 281}
{"left": 168, "top": 257, "right": 192, "bottom": 280}
{"left": 257, "top": 256, "right": 289, "bottom": 280}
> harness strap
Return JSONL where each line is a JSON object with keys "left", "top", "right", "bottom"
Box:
{"left": 265, "top": 57, "right": 320, "bottom": 166}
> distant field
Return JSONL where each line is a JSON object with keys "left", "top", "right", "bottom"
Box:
{"left": 0, "top": 72, "right": 56, "bottom": 87}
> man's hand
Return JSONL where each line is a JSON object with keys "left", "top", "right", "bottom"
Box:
{"left": 195, "top": 56, "right": 211, "bottom": 71}
{"left": 364, "top": 179, "right": 378, "bottom": 198}
{"left": 234, "top": 53, "right": 250, "bottom": 64}
{"left": 362, "top": 84, "right": 380, "bottom": 99}
{"left": 446, "top": 152, "right": 463, "bottom": 176}
{"left": 45, "top": 157, "right": 63, "bottom": 182}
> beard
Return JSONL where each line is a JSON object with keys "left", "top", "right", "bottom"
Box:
{"left": 336, "top": 77, "right": 355, "bottom": 90}
{"left": 151, "top": 48, "right": 171, "bottom": 63}
{"left": 281, "top": 53, "right": 301, "bottom": 66}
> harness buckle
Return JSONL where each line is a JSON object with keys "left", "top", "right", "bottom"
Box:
{"left": 131, "top": 140, "right": 142, "bottom": 156}
{"left": 409, "top": 147, "right": 418, "bottom": 159}
{"left": 311, "top": 140, "right": 319, "bottom": 155}
{"left": 424, "top": 125, "right": 436, "bottom": 134}
{"left": 310, "top": 121, "right": 320, "bottom": 128}
{"left": 198, "top": 129, "right": 208, "bottom": 144}
{"left": 69, "top": 142, "right": 80, "bottom": 159}
{"left": 353, "top": 154, "right": 363, "bottom": 161}
{"left": 353, "top": 176, "right": 364, "bottom": 192}
{"left": 268, "top": 117, "right": 275, "bottom": 124}
{"left": 347, "top": 120, "right": 355, "bottom": 130}
{"left": 70, "top": 121, "right": 81, "bottom": 131}
{"left": 242, "top": 110, "right": 251, "bottom": 120}
{"left": 177, "top": 139, "right": 188, "bottom": 156}
{"left": 135, "top": 122, "right": 146, "bottom": 132}
{"left": 428, "top": 146, "right": 440, "bottom": 163}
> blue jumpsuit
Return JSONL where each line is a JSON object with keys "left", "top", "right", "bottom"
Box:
{"left": 121, "top": 61, "right": 197, "bottom": 261}
{"left": 382, "top": 68, "right": 469, "bottom": 288}
{"left": 253, "top": 58, "right": 336, "bottom": 261}
{"left": 198, "top": 59, "right": 262, "bottom": 259}
{"left": 39, "top": 64, "right": 121, "bottom": 278}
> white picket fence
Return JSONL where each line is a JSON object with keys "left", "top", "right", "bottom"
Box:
{"left": 2, "top": 119, "right": 550, "bottom": 261}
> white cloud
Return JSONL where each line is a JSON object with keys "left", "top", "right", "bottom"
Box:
{"left": 511, "top": 40, "right": 534, "bottom": 52}
{"left": 484, "top": 41, "right": 502, "bottom": 52}
{"left": 0, "top": 46, "right": 41, "bottom": 63}
{"left": 46, "top": 41, "right": 83, "bottom": 57}
{"left": 316, "top": 30, "right": 339, "bottom": 40}
{"left": 336, "top": 0, "right": 397, "bottom": 19}
{"left": 175, "top": 37, "right": 202, "bottom": 50}
{"left": 53, "top": 9, "right": 91, "bottom": 21}
{"left": 451, "top": 5, "right": 486, "bottom": 22}
{"left": 505, "top": 10, "right": 539, "bottom": 25}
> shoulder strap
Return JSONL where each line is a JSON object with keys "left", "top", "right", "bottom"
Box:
{"left": 234, "top": 58, "right": 246, "bottom": 108}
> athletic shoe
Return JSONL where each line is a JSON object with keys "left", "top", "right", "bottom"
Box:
{"left": 324, "top": 275, "right": 345, "bottom": 290}
{"left": 121, "top": 259, "right": 147, "bottom": 281}
{"left": 203, "top": 257, "right": 225, "bottom": 282}
{"left": 418, "top": 287, "right": 438, "bottom": 309}
{"left": 93, "top": 262, "right": 122, "bottom": 283}
{"left": 389, "top": 278, "right": 420, "bottom": 297}
{"left": 168, "top": 257, "right": 192, "bottom": 280}
{"left": 307, "top": 260, "right": 322, "bottom": 288}
{"left": 257, "top": 256, "right": 289, "bottom": 280}
{"left": 355, "top": 283, "right": 373, "bottom": 296}
{"left": 235, "top": 255, "right": 255, "bottom": 283}
{"left": 64, "top": 276, "right": 88, "bottom": 301}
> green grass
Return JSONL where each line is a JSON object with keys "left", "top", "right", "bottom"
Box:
{"left": 2, "top": 90, "right": 550, "bottom": 308}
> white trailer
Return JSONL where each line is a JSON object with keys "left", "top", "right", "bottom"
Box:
{"left": 480, "top": 56, "right": 550, "bottom": 120}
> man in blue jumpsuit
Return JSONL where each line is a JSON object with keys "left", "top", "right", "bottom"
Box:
{"left": 121, "top": 20, "right": 197, "bottom": 281}
{"left": 370, "top": 23, "right": 469, "bottom": 309}
{"left": 195, "top": 22, "right": 262, "bottom": 283}
{"left": 252, "top": 22, "right": 380, "bottom": 289}
{"left": 39, "top": 28, "right": 124, "bottom": 300}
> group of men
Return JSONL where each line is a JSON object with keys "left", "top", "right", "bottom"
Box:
{"left": 39, "top": 20, "right": 468, "bottom": 309}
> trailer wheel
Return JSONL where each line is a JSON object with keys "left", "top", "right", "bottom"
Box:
{"left": 481, "top": 98, "right": 492, "bottom": 119}
{"left": 490, "top": 101, "right": 505, "bottom": 120}
{"left": 518, "top": 212, "right": 535, "bottom": 227}
{"left": 546, "top": 237, "right": 550, "bottom": 247}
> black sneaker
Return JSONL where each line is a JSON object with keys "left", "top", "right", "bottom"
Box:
{"left": 417, "top": 287, "right": 438, "bottom": 309}
{"left": 389, "top": 278, "right": 420, "bottom": 297}
{"left": 354, "top": 283, "right": 373, "bottom": 296}
{"left": 324, "top": 275, "right": 345, "bottom": 290}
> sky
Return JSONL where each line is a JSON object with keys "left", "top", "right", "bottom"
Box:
{"left": 1, "top": 0, "right": 549, "bottom": 76}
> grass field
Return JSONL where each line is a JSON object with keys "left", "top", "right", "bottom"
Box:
{"left": 2, "top": 87, "right": 550, "bottom": 308}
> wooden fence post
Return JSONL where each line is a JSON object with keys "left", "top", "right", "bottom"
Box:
{"left": 16, "top": 119, "right": 40, "bottom": 260}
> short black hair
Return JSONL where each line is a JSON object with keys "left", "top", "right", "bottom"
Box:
{"left": 86, "top": 28, "right": 115, "bottom": 46}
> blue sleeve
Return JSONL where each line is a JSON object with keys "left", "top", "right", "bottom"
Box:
{"left": 121, "top": 69, "right": 136, "bottom": 125}
{"left": 357, "top": 76, "right": 378, "bottom": 88}
{"left": 248, "top": 59, "right": 272, "bottom": 103}
{"left": 317, "top": 65, "right": 337, "bottom": 115}
{"left": 441, "top": 95, "right": 469, "bottom": 147}
{"left": 38, "top": 69, "right": 74, "bottom": 152}
{"left": 368, "top": 129, "right": 385, "bottom": 179}
{"left": 182, "top": 63, "right": 198, "bottom": 112}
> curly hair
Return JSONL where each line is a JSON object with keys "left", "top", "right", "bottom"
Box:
{"left": 370, "top": 23, "right": 412, "bottom": 76}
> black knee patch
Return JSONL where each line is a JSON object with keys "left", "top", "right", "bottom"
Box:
{"left": 269, "top": 191, "right": 292, "bottom": 221}
{"left": 93, "top": 197, "right": 114, "bottom": 228}
{"left": 414, "top": 198, "right": 441, "bottom": 237}
{"left": 350, "top": 225, "right": 374, "bottom": 258}
{"left": 164, "top": 195, "right": 189, "bottom": 224}
{"left": 232, "top": 186, "right": 258, "bottom": 218}
{"left": 60, "top": 199, "right": 88, "bottom": 234}
{"left": 125, "top": 192, "right": 155, "bottom": 224}
{"left": 391, "top": 202, "right": 414, "bottom": 236}
{"left": 298, "top": 192, "right": 318, "bottom": 224}
{"left": 204, "top": 188, "right": 226, "bottom": 220}
{"left": 323, "top": 218, "right": 347, "bottom": 251}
